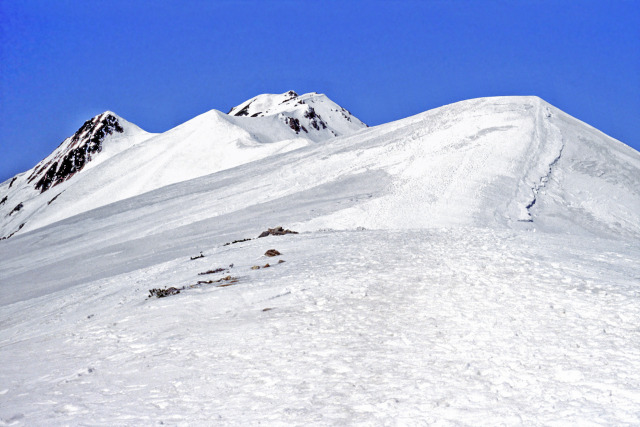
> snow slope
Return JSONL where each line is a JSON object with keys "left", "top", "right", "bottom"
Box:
{"left": 0, "top": 91, "right": 367, "bottom": 236}
{"left": 1, "top": 226, "right": 638, "bottom": 425}
{"left": 0, "top": 95, "right": 639, "bottom": 425}
{"left": 0, "top": 112, "right": 154, "bottom": 239}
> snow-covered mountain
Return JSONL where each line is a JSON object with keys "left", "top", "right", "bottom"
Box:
{"left": 0, "top": 111, "right": 154, "bottom": 239}
{"left": 0, "top": 91, "right": 367, "bottom": 238}
{"left": 1, "top": 94, "right": 639, "bottom": 425}
{"left": 228, "top": 90, "right": 367, "bottom": 138}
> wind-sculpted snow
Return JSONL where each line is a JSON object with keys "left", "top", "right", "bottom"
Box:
{"left": 0, "top": 94, "right": 639, "bottom": 424}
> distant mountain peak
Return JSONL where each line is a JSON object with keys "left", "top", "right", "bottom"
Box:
{"left": 227, "top": 91, "right": 367, "bottom": 139}
{"left": 26, "top": 112, "right": 128, "bottom": 193}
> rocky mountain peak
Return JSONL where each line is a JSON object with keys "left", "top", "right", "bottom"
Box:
{"left": 26, "top": 112, "right": 127, "bottom": 193}
{"left": 227, "top": 91, "right": 367, "bottom": 139}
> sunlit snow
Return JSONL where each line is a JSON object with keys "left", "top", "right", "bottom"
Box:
{"left": 0, "top": 94, "right": 639, "bottom": 425}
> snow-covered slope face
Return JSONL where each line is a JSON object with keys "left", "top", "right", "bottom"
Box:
{"left": 1, "top": 96, "right": 637, "bottom": 297}
{"left": 0, "top": 112, "right": 154, "bottom": 239}
{"left": 1, "top": 96, "right": 640, "bottom": 425}
{"left": 285, "top": 95, "right": 640, "bottom": 239}
{"left": 223, "top": 95, "right": 640, "bottom": 240}
{"left": 1, "top": 92, "right": 367, "bottom": 237}
{"left": 228, "top": 90, "right": 367, "bottom": 140}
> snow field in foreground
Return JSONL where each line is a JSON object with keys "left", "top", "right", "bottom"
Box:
{"left": 1, "top": 228, "right": 639, "bottom": 426}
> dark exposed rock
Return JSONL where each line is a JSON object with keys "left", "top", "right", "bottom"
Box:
{"left": 198, "top": 267, "right": 227, "bottom": 275}
{"left": 264, "top": 249, "right": 281, "bottom": 257}
{"left": 231, "top": 103, "right": 252, "bottom": 117}
{"left": 190, "top": 252, "right": 205, "bottom": 260}
{"left": 278, "top": 91, "right": 299, "bottom": 104}
{"left": 223, "top": 237, "right": 252, "bottom": 246}
{"left": 304, "top": 107, "right": 317, "bottom": 119}
{"left": 29, "top": 113, "right": 124, "bottom": 193}
{"left": 284, "top": 116, "right": 305, "bottom": 134}
{"left": 148, "top": 287, "right": 181, "bottom": 298}
{"left": 304, "top": 107, "right": 327, "bottom": 130}
{"left": 1, "top": 223, "right": 25, "bottom": 240}
{"left": 216, "top": 276, "right": 239, "bottom": 287}
{"left": 8, "top": 177, "right": 17, "bottom": 188}
{"left": 47, "top": 192, "right": 63, "bottom": 205}
{"left": 8, "top": 203, "right": 23, "bottom": 216}
{"left": 258, "top": 226, "right": 298, "bottom": 238}
{"left": 0, "top": 196, "right": 7, "bottom": 206}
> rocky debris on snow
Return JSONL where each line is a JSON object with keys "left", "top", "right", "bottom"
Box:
{"left": 215, "top": 276, "right": 239, "bottom": 287}
{"left": 198, "top": 267, "right": 227, "bottom": 275}
{"left": 190, "top": 252, "right": 205, "bottom": 260}
{"left": 258, "top": 226, "right": 298, "bottom": 238}
{"left": 251, "top": 262, "right": 280, "bottom": 270}
{"left": 148, "top": 287, "right": 181, "bottom": 298}
{"left": 278, "top": 259, "right": 285, "bottom": 264}
{"left": 196, "top": 276, "right": 238, "bottom": 287}
{"left": 149, "top": 275, "right": 240, "bottom": 298}
{"left": 223, "top": 238, "right": 252, "bottom": 246}
{"left": 264, "top": 249, "right": 281, "bottom": 257}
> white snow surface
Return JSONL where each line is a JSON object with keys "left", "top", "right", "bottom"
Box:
{"left": 228, "top": 90, "right": 367, "bottom": 139}
{"left": 1, "top": 95, "right": 639, "bottom": 425}
{"left": 1, "top": 92, "right": 367, "bottom": 236}
{"left": 0, "top": 111, "right": 156, "bottom": 239}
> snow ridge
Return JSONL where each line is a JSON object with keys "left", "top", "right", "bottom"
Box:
{"left": 521, "top": 108, "right": 566, "bottom": 222}
{"left": 507, "top": 99, "right": 566, "bottom": 223}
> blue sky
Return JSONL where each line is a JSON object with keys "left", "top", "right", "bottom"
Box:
{"left": 1, "top": 0, "right": 638, "bottom": 183}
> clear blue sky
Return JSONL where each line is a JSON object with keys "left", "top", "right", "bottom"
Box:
{"left": 1, "top": 0, "right": 638, "bottom": 183}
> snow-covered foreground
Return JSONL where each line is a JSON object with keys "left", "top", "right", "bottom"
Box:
{"left": 1, "top": 228, "right": 639, "bottom": 425}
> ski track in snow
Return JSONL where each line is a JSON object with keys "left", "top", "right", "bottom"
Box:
{"left": 1, "top": 229, "right": 639, "bottom": 426}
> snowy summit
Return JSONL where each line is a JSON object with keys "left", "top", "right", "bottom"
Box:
{"left": 1, "top": 92, "right": 639, "bottom": 425}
